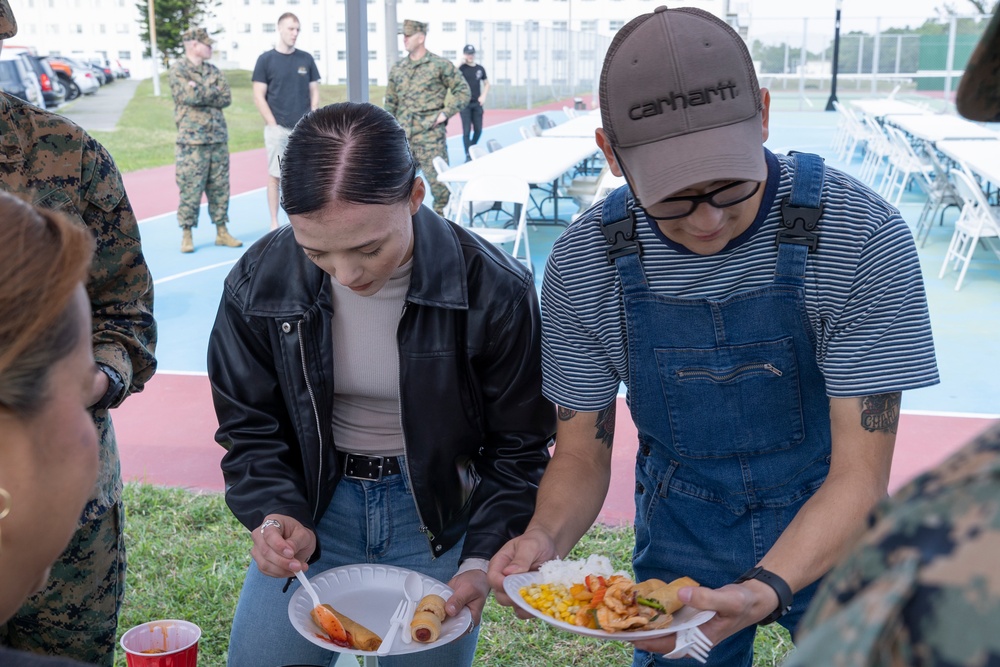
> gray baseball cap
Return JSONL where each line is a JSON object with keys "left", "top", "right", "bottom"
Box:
{"left": 599, "top": 6, "right": 765, "bottom": 206}
{"left": 0, "top": 0, "right": 17, "bottom": 40}
{"left": 956, "top": 8, "right": 1000, "bottom": 122}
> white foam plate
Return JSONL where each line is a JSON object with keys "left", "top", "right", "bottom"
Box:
{"left": 503, "top": 571, "right": 715, "bottom": 640}
{"left": 288, "top": 564, "right": 473, "bottom": 656}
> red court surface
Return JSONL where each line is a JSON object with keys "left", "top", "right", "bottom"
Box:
{"left": 114, "top": 373, "right": 998, "bottom": 525}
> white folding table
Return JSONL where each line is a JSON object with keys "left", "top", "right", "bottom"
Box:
{"left": 438, "top": 136, "right": 600, "bottom": 224}
{"left": 886, "top": 114, "right": 1000, "bottom": 143}
{"left": 541, "top": 112, "right": 602, "bottom": 138}
{"left": 850, "top": 99, "right": 927, "bottom": 119}
{"left": 936, "top": 139, "right": 1000, "bottom": 187}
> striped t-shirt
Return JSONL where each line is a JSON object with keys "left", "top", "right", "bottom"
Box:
{"left": 541, "top": 150, "right": 939, "bottom": 412}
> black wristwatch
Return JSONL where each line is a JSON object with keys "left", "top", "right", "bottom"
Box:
{"left": 92, "top": 364, "right": 126, "bottom": 411}
{"left": 734, "top": 566, "right": 793, "bottom": 625}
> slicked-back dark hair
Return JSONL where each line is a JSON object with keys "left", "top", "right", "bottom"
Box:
{"left": 280, "top": 102, "right": 419, "bottom": 216}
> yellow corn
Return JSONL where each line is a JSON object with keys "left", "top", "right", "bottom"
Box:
{"left": 519, "top": 583, "right": 581, "bottom": 624}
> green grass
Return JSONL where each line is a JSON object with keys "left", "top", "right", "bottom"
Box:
{"left": 89, "top": 72, "right": 385, "bottom": 173}
{"left": 116, "top": 484, "right": 793, "bottom": 666}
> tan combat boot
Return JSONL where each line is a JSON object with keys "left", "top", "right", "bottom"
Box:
{"left": 215, "top": 224, "right": 243, "bottom": 248}
{"left": 180, "top": 228, "right": 194, "bottom": 253}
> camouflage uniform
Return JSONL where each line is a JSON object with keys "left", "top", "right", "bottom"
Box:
{"left": 786, "top": 422, "right": 1000, "bottom": 667}
{"left": 385, "top": 48, "right": 469, "bottom": 214}
{"left": 168, "top": 48, "right": 232, "bottom": 230}
{"left": 0, "top": 92, "right": 157, "bottom": 665}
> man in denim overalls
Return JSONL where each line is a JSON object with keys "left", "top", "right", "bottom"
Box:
{"left": 489, "top": 7, "right": 939, "bottom": 666}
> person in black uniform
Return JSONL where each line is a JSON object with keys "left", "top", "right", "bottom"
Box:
{"left": 458, "top": 45, "right": 490, "bottom": 161}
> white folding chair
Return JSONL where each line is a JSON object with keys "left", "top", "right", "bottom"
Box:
{"left": 880, "top": 126, "right": 933, "bottom": 207}
{"left": 457, "top": 176, "right": 532, "bottom": 271}
{"left": 468, "top": 144, "right": 490, "bottom": 160}
{"left": 939, "top": 168, "right": 1000, "bottom": 290}
{"left": 431, "top": 156, "right": 461, "bottom": 222}
{"left": 915, "top": 146, "right": 962, "bottom": 247}
{"left": 563, "top": 105, "right": 578, "bottom": 119}
{"left": 486, "top": 138, "right": 503, "bottom": 152}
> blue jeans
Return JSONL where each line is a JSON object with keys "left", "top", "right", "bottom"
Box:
{"left": 227, "top": 462, "right": 479, "bottom": 667}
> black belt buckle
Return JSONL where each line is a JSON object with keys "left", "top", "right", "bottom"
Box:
{"left": 343, "top": 453, "right": 386, "bottom": 481}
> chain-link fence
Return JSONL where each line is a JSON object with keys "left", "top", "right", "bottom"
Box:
{"left": 464, "top": 21, "right": 611, "bottom": 108}
{"left": 745, "top": 13, "right": 992, "bottom": 108}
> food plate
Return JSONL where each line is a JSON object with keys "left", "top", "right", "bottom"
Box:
{"left": 288, "top": 564, "right": 473, "bottom": 656}
{"left": 503, "top": 572, "right": 716, "bottom": 640}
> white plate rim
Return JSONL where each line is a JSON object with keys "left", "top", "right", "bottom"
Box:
{"left": 288, "top": 564, "right": 473, "bottom": 656}
{"left": 502, "top": 571, "right": 716, "bottom": 640}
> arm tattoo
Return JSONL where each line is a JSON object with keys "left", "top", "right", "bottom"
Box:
{"left": 595, "top": 402, "right": 616, "bottom": 450}
{"left": 557, "top": 406, "right": 577, "bottom": 421}
{"left": 859, "top": 392, "right": 901, "bottom": 434}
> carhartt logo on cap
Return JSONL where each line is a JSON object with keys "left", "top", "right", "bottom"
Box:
{"left": 628, "top": 80, "right": 739, "bottom": 120}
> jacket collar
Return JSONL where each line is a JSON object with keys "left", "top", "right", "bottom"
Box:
{"left": 243, "top": 205, "right": 468, "bottom": 315}
{"left": 408, "top": 205, "right": 468, "bottom": 309}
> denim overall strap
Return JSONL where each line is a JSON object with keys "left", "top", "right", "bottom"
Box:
{"left": 775, "top": 152, "right": 825, "bottom": 286}
{"left": 603, "top": 159, "right": 832, "bottom": 667}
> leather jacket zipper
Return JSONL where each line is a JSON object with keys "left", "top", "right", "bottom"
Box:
{"left": 396, "top": 302, "right": 437, "bottom": 552}
{"left": 297, "top": 320, "right": 324, "bottom": 520}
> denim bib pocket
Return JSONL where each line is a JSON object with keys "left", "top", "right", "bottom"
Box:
{"left": 657, "top": 336, "right": 805, "bottom": 458}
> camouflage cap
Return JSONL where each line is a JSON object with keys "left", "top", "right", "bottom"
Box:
{"left": 402, "top": 19, "right": 428, "bottom": 36}
{"left": 181, "top": 27, "right": 215, "bottom": 46}
{"left": 956, "top": 7, "right": 1000, "bottom": 122}
{"left": 0, "top": 0, "right": 17, "bottom": 40}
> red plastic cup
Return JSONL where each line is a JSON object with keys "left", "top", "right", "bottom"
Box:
{"left": 120, "top": 619, "right": 201, "bottom": 667}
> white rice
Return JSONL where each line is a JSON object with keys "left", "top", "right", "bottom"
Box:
{"left": 537, "top": 555, "right": 629, "bottom": 587}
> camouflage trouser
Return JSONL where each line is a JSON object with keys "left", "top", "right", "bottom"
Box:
{"left": 175, "top": 142, "right": 230, "bottom": 229}
{"left": 0, "top": 502, "right": 125, "bottom": 667}
{"left": 410, "top": 126, "right": 449, "bottom": 215}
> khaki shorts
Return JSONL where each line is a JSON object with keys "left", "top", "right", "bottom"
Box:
{"left": 264, "top": 124, "right": 293, "bottom": 179}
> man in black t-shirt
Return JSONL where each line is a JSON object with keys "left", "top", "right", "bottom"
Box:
{"left": 252, "top": 11, "right": 320, "bottom": 230}
{"left": 458, "top": 45, "right": 489, "bottom": 161}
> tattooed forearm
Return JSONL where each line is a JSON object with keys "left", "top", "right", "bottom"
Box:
{"left": 557, "top": 406, "right": 577, "bottom": 421}
{"left": 859, "top": 392, "right": 901, "bottom": 434}
{"left": 595, "top": 402, "right": 616, "bottom": 449}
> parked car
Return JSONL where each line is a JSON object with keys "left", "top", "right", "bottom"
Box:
{"left": 80, "top": 56, "right": 114, "bottom": 84}
{"left": 44, "top": 56, "right": 99, "bottom": 100}
{"left": 0, "top": 50, "right": 44, "bottom": 107}
{"left": 110, "top": 58, "right": 129, "bottom": 79}
{"left": 1, "top": 46, "right": 65, "bottom": 108}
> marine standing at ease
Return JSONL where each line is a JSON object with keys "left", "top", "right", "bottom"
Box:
{"left": 385, "top": 19, "right": 469, "bottom": 215}
{"left": 168, "top": 27, "right": 242, "bottom": 254}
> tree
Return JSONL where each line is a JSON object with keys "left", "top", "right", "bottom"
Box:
{"left": 135, "top": 0, "right": 221, "bottom": 66}
{"left": 936, "top": 0, "right": 996, "bottom": 16}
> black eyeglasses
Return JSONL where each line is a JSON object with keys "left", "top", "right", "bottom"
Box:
{"left": 640, "top": 180, "right": 761, "bottom": 222}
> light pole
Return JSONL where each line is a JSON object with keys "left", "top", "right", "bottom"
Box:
{"left": 825, "top": 0, "right": 843, "bottom": 111}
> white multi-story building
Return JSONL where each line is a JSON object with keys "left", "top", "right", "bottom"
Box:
{"left": 9, "top": 0, "right": 746, "bottom": 86}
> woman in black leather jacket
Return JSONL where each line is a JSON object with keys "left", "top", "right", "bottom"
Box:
{"left": 209, "top": 102, "right": 554, "bottom": 666}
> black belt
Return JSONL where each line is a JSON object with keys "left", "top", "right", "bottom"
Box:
{"left": 339, "top": 453, "right": 402, "bottom": 480}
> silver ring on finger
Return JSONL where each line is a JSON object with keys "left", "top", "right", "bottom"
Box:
{"left": 259, "top": 518, "right": 282, "bottom": 536}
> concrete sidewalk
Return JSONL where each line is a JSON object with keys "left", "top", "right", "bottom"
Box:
{"left": 55, "top": 77, "right": 140, "bottom": 132}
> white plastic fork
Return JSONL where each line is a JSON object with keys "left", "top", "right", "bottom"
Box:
{"left": 377, "top": 599, "right": 409, "bottom": 656}
{"left": 663, "top": 626, "right": 713, "bottom": 663}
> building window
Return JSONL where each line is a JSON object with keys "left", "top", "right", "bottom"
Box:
{"left": 580, "top": 49, "right": 595, "bottom": 59}
{"left": 497, "top": 50, "right": 511, "bottom": 61}
{"left": 240, "top": 23, "right": 251, "bottom": 33}
{"left": 552, "top": 20, "right": 567, "bottom": 30}
{"left": 442, "top": 22, "right": 456, "bottom": 32}
{"left": 313, "top": 22, "right": 320, "bottom": 32}
{"left": 263, "top": 24, "right": 276, "bottom": 32}
{"left": 581, "top": 20, "right": 597, "bottom": 31}
{"left": 524, "top": 48, "right": 538, "bottom": 60}
{"left": 338, "top": 77, "right": 347, "bottom": 84}
{"left": 369, "top": 78, "right": 378, "bottom": 85}
{"left": 609, "top": 20, "right": 624, "bottom": 30}
{"left": 525, "top": 20, "right": 539, "bottom": 30}
{"left": 116, "top": 23, "right": 129, "bottom": 33}
{"left": 497, "top": 22, "right": 511, "bottom": 32}
{"left": 553, "top": 49, "right": 566, "bottom": 60}
{"left": 443, "top": 50, "right": 456, "bottom": 59}
{"left": 313, "top": 50, "right": 321, "bottom": 60}
{"left": 337, "top": 23, "right": 345, "bottom": 31}
{"left": 75, "top": 24, "right": 83, "bottom": 33}
{"left": 337, "top": 50, "right": 346, "bottom": 60}
{"left": 468, "top": 21, "right": 483, "bottom": 31}
{"left": 118, "top": 50, "right": 130, "bottom": 59}
{"left": 497, "top": 77, "right": 511, "bottom": 84}
{"left": 99, "top": 24, "right": 106, "bottom": 33}
{"left": 368, "top": 50, "right": 378, "bottom": 60}
{"left": 48, "top": 23, "right": 59, "bottom": 33}
{"left": 368, "top": 22, "right": 377, "bottom": 32}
